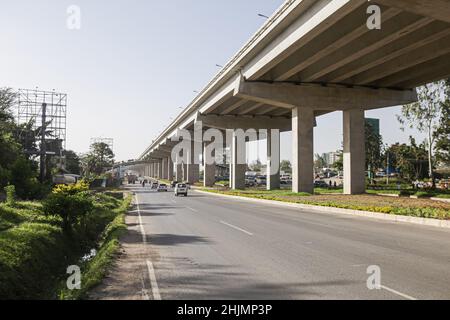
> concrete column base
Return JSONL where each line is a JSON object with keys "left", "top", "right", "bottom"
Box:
{"left": 267, "top": 129, "right": 281, "bottom": 190}
{"left": 167, "top": 157, "right": 174, "bottom": 182}
{"left": 176, "top": 164, "right": 183, "bottom": 182}
{"left": 292, "top": 107, "right": 314, "bottom": 194}
{"left": 343, "top": 109, "right": 366, "bottom": 195}
{"left": 161, "top": 158, "right": 168, "bottom": 180}
{"left": 204, "top": 141, "right": 216, "bottom": 187}
{"left": 231, "top": 130, "right": 246, "bottom": 190}
{"left": 187, "top": 165, "right": 200, "bottom": 184}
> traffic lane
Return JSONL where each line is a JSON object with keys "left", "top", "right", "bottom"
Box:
{"left": 174, "top": 190, "right": 450, "bottom": 300}
{"left": 135, "top": 189, "right": 392, "bottom": 300}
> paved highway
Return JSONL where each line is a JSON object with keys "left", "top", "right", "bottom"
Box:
{"left": 128, "top": 185, "right": 450, "bottom": 300}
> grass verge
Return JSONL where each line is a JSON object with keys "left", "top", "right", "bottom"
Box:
{"left": 0, "top": 193, "right": 131, "bottom": 300}
{"left": 58, "top": 194, "right": 131, "bottom": 300}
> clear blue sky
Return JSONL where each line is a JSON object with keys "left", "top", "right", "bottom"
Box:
{"left": 0, "top": 0, "right": 424, "bottom": 162}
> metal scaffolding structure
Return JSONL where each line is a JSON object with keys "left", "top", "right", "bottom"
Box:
{"left": 16, "top": 88, "right": 68, "bottom": 150}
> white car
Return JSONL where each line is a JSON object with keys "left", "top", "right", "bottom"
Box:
{"left": 174, "top": 184, "right": 188, "bottom": 197}
{"left": 157, "top": 184, "right": 168, "bottom": 192}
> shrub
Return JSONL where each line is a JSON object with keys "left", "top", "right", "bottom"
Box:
{"left": 399, "top": 190, "right": 413, "bottom": 197}
{"left": 52, "top": 180, "right": 89, "bottom": 196}
{"left": 4, "top": 185, "right": 16, "bottom": 207}
{"left": 43, "top": 181, "right": 94, "bottom": 233}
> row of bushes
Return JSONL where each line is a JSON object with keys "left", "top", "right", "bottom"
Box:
{"left": 0, "top": 181, "right": 130, "bottom": 299}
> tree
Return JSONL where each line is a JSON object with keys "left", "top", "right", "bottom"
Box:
{"left": 0, "top": 88, "right": 45, "bottom": 198}
{"left": 280, "top": 160, "right": 292, "bottom": 173}
{"left": 365, "top": 121, "right": 383, "bottom": 182}
{"left": 386, "top": 138, "right": 428, "bottom": 181}
{"left": 81, "top": 142, "right": 115, "bottom": 177}
{"left": 435, "top": 79, "right": 450, "bottom": 166}
{"left": 0, "top": 88, "right": 22, "bottom": 190}
{"left": 64, "top": 150, "right": 81, "bottom": 175}
{"left": 333, "top": 152, "right": 344, "bottom": 172}
{"left": 314, "top": 154, "right": 327, "bottom": 170}
{"left": 248, "top": 159, "right": 263, "bottom": 172}
{"left": 398, "top": 80, "right": 447, "bottom": 187}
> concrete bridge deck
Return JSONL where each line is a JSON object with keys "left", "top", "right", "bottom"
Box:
{"left": 131, "top": 0, "right": 450, "bottom": 194}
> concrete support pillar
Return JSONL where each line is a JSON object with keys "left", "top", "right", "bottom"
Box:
{"left": 267, "top": 129, "right": 281, "bottom": 190}
{"left": 231, "top": 131, "right": 246, "bottom": 190}
{"left": 187, "top": 140, "right": 200, "bottom": 184}
{"left": 151, "top": 163, "right": 155, "bottom": 178}
{"left": 167, "top": 156, "right": 174, "bottom": 182}
{"left": 158, "top": 160, "right": 163, "bottom": 179}
{"left": 176, "top": 163, "right": 183, "bottom": 182}
{"left": 343, "top": 109, "right": 366, "bottom": 195}
{"left": 161, "top": 158, "right": 168, "bottom": 180}
{"left": 203, "top": 141, "right": 216, "bottom": 187}
{"left": 292, "top": 107, "right": 314, "bottom": 194}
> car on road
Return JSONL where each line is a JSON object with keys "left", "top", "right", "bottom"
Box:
{"left": 256, "top": 176, "right": 267, "bottom": 186}
{"left": 157, "top": 184, "right": 168, "bottom": 192}
{"left": 175, "top": 183, "right": 188, "bottom": 197}
{"left": 314, "top": 180, "right": 329, "bottom": 188}
{"left": 151, "top": 183, "right": 159, "bottom": 190}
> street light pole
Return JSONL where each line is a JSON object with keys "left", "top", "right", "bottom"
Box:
{"left": 386, "top": 145, "right": 390, "bottom": 186}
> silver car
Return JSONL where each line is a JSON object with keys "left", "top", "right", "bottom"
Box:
{"left": 175, "top": 184, "right": 188, "bottom": 197}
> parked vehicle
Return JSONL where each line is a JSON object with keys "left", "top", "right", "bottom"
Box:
{"left": 175, "top": 183, "right": 188, "bottom": 197}
{"left": 314, "top": 180, "right": 329, "bottom": 188}
{"left": 53, "top": 174, "right": 81, "bottom": 185}
{"left": 151, "top": 183, "right": 159, "bottom": 190}
{"left": 256, "top": 176, "right": 267, "bottom": 186}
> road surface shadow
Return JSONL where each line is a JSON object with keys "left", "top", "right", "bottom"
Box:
{"left": 155, "top": 257, "right": 358, "bottom": 299}
{"left": 123, "top": 229, "right": 212, "bottom": 247}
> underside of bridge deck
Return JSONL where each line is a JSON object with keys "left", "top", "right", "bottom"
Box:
{"left": 139, "top": 0, "right": 450, "bottom": 194}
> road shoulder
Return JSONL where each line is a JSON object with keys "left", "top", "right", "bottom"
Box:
{"left": 88, "top": 204, "right": 151, "bottom": 300}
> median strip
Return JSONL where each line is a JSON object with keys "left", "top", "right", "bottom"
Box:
{"left": 196, "top": 189, "right": 450, "bottom": 229}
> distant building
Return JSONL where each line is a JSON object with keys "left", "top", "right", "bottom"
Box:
{"left": 323, "top": 151, "right": 341, "bottom": 167}
{"left": 365, "top": 118, "right": 380, "bottom": 137}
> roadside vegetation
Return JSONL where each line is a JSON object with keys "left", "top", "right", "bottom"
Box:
{"left": 0, "top": 181, "right": 131, "bottom": 300}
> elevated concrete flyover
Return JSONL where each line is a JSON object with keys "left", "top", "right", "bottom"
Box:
{"left": 139, "top": 0, "right": 450, "bottom": 195}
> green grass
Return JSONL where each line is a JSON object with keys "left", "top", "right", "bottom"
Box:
{"left": 0, "top": 193, "right": 131, "bottom": 300}
{"left": 314, "top": 188, "right": 343, "bottom": 194}
{"left": 59, "top": 195, "right": 131, "bottom": 300}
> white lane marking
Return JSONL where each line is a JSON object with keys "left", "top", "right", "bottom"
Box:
{"left": 381, "top": 285, "right": 417, "bottom": 301}
{"left": 220, "top": 221, "right": 254, "bottom": 236}
{"left": 135, "top": 196, "right": 147, "bottom": 244}
{"left": 186, "top": 206, "right": 199, "bottom": 213}
{"left": 135, "top": 195, "right": 162, "bottom": 301}
{"left": 146, "top": 260, "right": 161, "bottom": 300}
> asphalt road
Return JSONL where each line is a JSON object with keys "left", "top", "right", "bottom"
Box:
{"left": 128, "top": 185, "right": 450, "bottom": 300}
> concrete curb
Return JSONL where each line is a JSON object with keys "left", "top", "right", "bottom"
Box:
{"left": 431, "top": 197, "right": 450, "bottom": 203}
{"left": 194, "top": 190, "right": 450, "bottom": 230}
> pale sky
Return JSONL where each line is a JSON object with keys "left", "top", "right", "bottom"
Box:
{"left": 0, "top": 0, "right": 424, "bottom": 162}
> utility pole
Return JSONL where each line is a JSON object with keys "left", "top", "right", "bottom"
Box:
{"left": 40, "top": 103, "right": 47, "bottom": 183}
{"left": 386, "top": 147, "right": 390, "bottom": 186}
